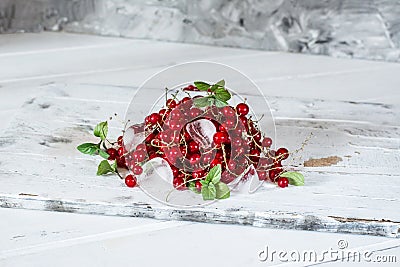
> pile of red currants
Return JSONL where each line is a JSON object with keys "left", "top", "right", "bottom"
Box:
{"left": 115, "top": 83, "right": 291, "bottom": 191}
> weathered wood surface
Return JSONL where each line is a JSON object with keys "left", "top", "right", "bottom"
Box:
{"left": 0, "top": 83, "right": 399, "bottom": 238}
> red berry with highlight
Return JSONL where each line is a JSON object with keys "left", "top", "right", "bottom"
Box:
{"left": 125, "top": 175, "right": 137, "bottom": 187}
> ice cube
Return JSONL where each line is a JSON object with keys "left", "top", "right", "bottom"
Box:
{"left": 185, "top": 119, "right": 216, "bottom": 149}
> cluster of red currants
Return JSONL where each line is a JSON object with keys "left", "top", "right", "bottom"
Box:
{"left": 116, "top": 84, "right": 290, "bottom": 190}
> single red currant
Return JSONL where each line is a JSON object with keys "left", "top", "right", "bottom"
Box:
{"left": 117, "top": 146, "right": 124, "bottom": 157}
{"left": 277, "top": 177, "right": 289, "bottom": 188}
{"left": 188, "top": 140, "right": 200, "bottom": 153}
{"left": 173, "top": 176, "right": 186, "bottom": 190}
{"left": 166, "top": 99, "right": 177, "bottom": 109}
{"left": 276, "top": 147, "right": 289, "bottom": 160}
{"left": 257, "top": 170, "right": 268, "bottom": 181}
{"left": 222, "top": 106, "right": 236, "bottom": 117}
{"left": 125, "top": 175, "right": 137, "bottom": 187}
{"left": 116, "top": 136, "right": 123, "bottom": 146}
{"left": 213, "top": 131, "right": 230, "bottom": 145}
{"left": 262, "top": 137, "right": 272, "bottom": 148}
{"left": 132, "top": 165, "right": 143, "bottom": 175}
{"left": 236, "top": 103, "right": 249, "bottom": 116}
{"left": 106, "top": 148, "right": 118, "bottom": 160}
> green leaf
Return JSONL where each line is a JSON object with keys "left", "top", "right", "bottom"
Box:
{"left": 216, "top": 79, "right": 225, "bottom": 87}
{"left": 77, "top": 143, "right": 99, "bottom": 155}
{"left": 215, "top": 182, "right": 230, "bottom": 199}
{"left": 98, "top": 149, "right": 110, "bottom": 159}
{"left": 280, "top": 171, "right": 305, "bottom": 186}
{"left": 94, "top": 121, "right": 108, "bottom": 140}
{"left": 205, "top": 164, "right": 222, "bottom": 184}
{"left": 210, "top": 84, "right": 219, "bottom": 92}
{"left": 214, "top": 98, "right": 228, "bottom": 108}
{"left": 194, "top": 81, "right": 210, "bottom": 91}
{"left": 194, "top": 97, "right": 211, "bottom": 108}
{"left": 111, "top": 161, "right": 117, "bottom": 172}
{"left": 201, "top": 183, "right": 216, "bottom": 200}
{"left": 96, "top": 160, "right": 115, "bottom": 176}
{"left": 215, "top": 88, "right": 231, "bottom": 101}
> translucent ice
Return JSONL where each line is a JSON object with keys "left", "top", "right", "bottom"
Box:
{"left": 185, "top": 119, "right": 216, "bottom": 149}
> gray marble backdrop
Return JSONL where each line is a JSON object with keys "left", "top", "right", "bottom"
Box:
{"left": 1, "top": 0, "right": 400, "bottom": 62}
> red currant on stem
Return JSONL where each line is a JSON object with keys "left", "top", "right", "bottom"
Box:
{"left": 236, "top": 103, "right": 249, "bottom": 116}
{"left": 262, "top": 137, "right": 272, "bottom": 148}
{"left": 117, "top": 136, "right": 123, "bottom": 146}
{"left": 117, "top": 146, "right": 124, "bottom": 157}
{"left": 276, "top": 147, "right": 289, "bottom": 160}
{"left": 132, "top": 165, "right": 143, "bottom": 175}
{"left": 166, "top": 99, "right": 177, "bottom": 109}
{"left": 125, "top": 174, "right": 137, "bottom": 187}
{"left": 173, "top": 176, "right": 186, "bottom": 190}
{"left": 257, "top": 170, "right": 268, "bottom": 181}
{"left": 106, "top": 148, "right": 118, "bottom": 160}
{"left": 277, "top": 177, "right": 289, "bottom": 188}
{"left": 213, "top": 131, "right": 230, "bottom": 146}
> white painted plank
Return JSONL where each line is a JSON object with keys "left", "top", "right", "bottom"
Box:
{"left": 0, "top": 208, "right": 398, "bottom": 267}
{"left": 0, "top": 83, "right": 399, "bottom": 237}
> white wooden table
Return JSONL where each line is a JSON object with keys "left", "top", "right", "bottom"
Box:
{"left": 0, "top": 32, "right": 399, "bottom": 266}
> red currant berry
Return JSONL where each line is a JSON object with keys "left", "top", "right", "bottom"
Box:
{"left": 149, "top": 113, "right": 162, "bottom": 125}
{"left": 125, "top": 175, "right": 137, "bottom": 187}
{"left": 276, "top": 147, "right": 289, "bottom": 160}
{"left": 262, "top": 137, "right": 272, "bottom": 148}
{"left": 117, "top": 136, "right": 124, "bottom": 146}
{"left": 117, "top": 146, "right": 124, "bottom": 157}
{"left": 210, "top": 158, "right": 222, "bottom": 168}
{"left": 136, "top": 143, "right": 146, "bottom": 151}
{"left": 236, "top": 103, "right": 249, "bottom": 116}
{"left": 195, "top": 180, "right": 202, "bottom": 191}
{"left": 269, "top": 169, "right": 280, "bottom": 182}
{"left": 166, "top": 146, "right": 180, "bottom": 163}
{"left": 188, "top": 140, "right": 200, "bottom": 153}
{"left": 257, "top": 170, "right": 268, "bottom": 181}
{"left": 166, "top": 99, "right": 177, "bottom": 109}
{"left": 213, "top": 131, "right": 230, "bottom": 145}
{"left": 173, "top": 176, "right": 186, "bottom": 190}
{"left": 188, "top": 153, "right": 201, "bottom": 165}
{"left": 180, "top": 96, "right": 191, "bottom": 104}
{"left": 116, "top": 156, "right": 127, "bottom": 168}
{"left": 277, "top": 177, "right": 289, "bottom": 188}
{"left": 189, "top": 108, "right": 202, "bottom": 118}
{"left": 134, "top": 150, "right": 147, "bottom": 163}
{"left": 168, "top": 120, "right": 182, "bottom": 131}
{"left": 106, "top": 148, "right": 118, "bottom": 160}
{"left": 222, "top": 106, "right": 236, "bottom": 117}
{"left": 170, "top": 109, "right": 182, "bottom": 120}
{"left": 192, "top": 170, "right": 205, "bottom": 179}
{"left": 132, "top": 165, "right": 143, "bottom": 175}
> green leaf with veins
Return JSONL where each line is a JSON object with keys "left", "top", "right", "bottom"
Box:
{"left": 214, "top": 99, "right": 228, "bottom": 108}
{"left": 98, "top": 149, "right": 110, "bottom": 159}
{"left": 280, "top": 171, "right": 305, "bottom": 186}
{"left": 193, "top": 96, "right": 211, "bottom": 108}
{"left": 194, "top": 81, "right": 210, "bottom": 91}
{"left": 201, "top": 183, "right": 216, "bottom": 200}
{"left": 205, "top": 164, "right": 222, "bottom": 184}
{"left": 93, "top": 121, "right": 108, "bottom": 140}
{"left": 215, "top": 182, "right": 230, "bottom": 199}
{"left": 77, "top": 143, "right": 99, "bottom": 155}
{"left": 97, "top": 160, "right": 115, "bottom": 176}
{"left": 215, "top": 87, "right": 231, "bottom": 101}
{"left": 216, "top": 79, "right": 225, "bottom": 87}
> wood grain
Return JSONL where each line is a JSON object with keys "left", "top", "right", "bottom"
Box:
{"left": 0, "top": 83, "right": 399, "bottom": 237}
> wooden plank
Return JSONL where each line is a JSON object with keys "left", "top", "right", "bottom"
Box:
{"left": 0, "top": 83, "right": 399, "bottom": 237}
